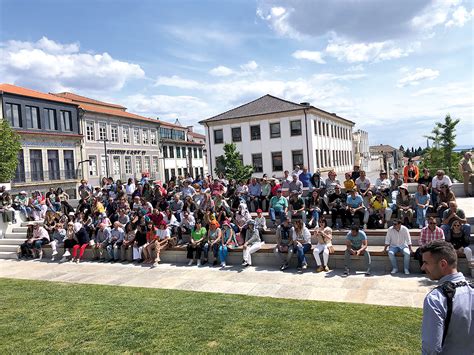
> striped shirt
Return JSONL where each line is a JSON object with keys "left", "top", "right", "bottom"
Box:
{"left": 419, "top": 226, "right": 445, "bottom": 246}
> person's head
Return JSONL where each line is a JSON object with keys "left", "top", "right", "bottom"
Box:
{"left": 125, "top": 222, "right": 133, "bottom": 233}
{"left": 319, "top": 218, "right": 327, "bottom": 227}
{"left": 345, "top": 172, "right": 351, "bottom": 179}
{"left": 360, "top": 170, "right": 366, "bottom": 178}
{"left": 350, "top": 225, "right": 359, "bottom": 236}
{"left": 417, "top": 184, "right": 428, "bottom": 195}
{"left": 375, "top": 191, "right": 383, "bottom": 200}
{"left": 195, "top": 220, "right": 202, "bottom": 229}
{"left": 334, "top": 185, "right": 341, "bottom": 193}
{"left": 408, "top": 158, "right": 413, "bottom": 165}
{"left": 399, "top": 184, "right": 408, "bottom": 195}
{"left": 420, "top": 240, "right": 458, "bottom": 280}
{"left": 353, "top": 165, "right": 360, "bottom": 171}
{"left": 33, "top": 223, "right": 40, "bottom": 230}
{"left": 256, "top": 208, "right": 263, "bottom": 217}
{"left": 451, "top": 220, "right": 462, "bottom": 231}
{"left": 449, "top": 200, "right": 458, "bottom": 212}
{"left": 379, "top": 171, "right": 387, "bottom": 179}
{"left": 348, "top": 189, "right": 356, "bottom": 197}
{"left": 328, "top": 170, "right": 337, "bottom": 179}
{"left": 291, "top": 190, "right": 299, "bottom": 199}
{"left": 113, "top": 221, "right": 120, "bottom": 229}
{"left": 302, "top": 166, "right": 308, "bottom": 173}
{"left": 209, "top": 219, "right": 219, "bottom": 230}
{"left": 393, "top": 219, "right": 403, "bottom": 231}
{"left": 311, "top": 190, "right": 319, "bottom": 199}
{"left": 276, "top": 189, "right": 282, "bottom": 196}
{"left": 158, "top": 220, "right": 167, "bottom": 229}
{"left": 464, "top": 151, "right": 472, "bottom": 159}
{"left": 247, "top": 219, "right": 255, "bottom": 229}
{"left": 427, "top": 217, "right": 437, "bottom": 231}
{"left": 174, "top": 193, "right": 180, "bottom": 201}
{"left": 292, "top": 173, "right": 298, "bottom": 181}
{"left": 393, "top": 171, "right": 399, "bottom": 179}
{"left": 293, "top": 219, "right": 303, "bottom": 231}
{"left": 284, "top": 170, "right": 289, "bottom": 177}
{"left": 422, "top": 168, "right": 430, "bottom": 176}
{"left": 436, "top": 170, "right": 445, "bottom": 179}
{"left": 282, "top": 215, "right": 289, "bottom": 226}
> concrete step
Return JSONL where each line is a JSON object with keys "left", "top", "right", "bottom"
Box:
{"left": 4, "top": 232, "right": 26, "bottom": 239}
{"left": 20, "top": 220, "right": 43, "bottom": 227}
{"left": 0, "top": 238, "right": 25, "bottom": 245}
{"left": 0, "top": 245, "right": 20, "bottom": 252}
{"left": 0, "top": 251, "right": 18, "bottom": 259}
{"left": 12, "top": 227, "right": 28, "bottom": 233}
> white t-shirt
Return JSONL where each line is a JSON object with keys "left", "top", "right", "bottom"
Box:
{"left": 292, "top": 226, "right": 311, "bottom": 244}
{"left": 431, "top": 176, "right": 452, "bottom": 190}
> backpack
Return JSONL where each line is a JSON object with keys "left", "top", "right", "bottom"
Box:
{"left": 436, "top": 280, "right": 474, "bottom": 346}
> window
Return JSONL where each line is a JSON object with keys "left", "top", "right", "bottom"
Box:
{"left": 318, "top": 121, "right": 322, "bottom": 136}
{"left": 290, "top": 120, "right": 302, "bottom": 136}
{"left": 163, "top": 146, "right": 168, "bottom": 158}
{"left": 47, "top": 150, "right": 60, "bottom": 180}
{"left": 323, "top": 150, "right": 328, "bottom": 168}
{"left": 272, "top": 152, "right": 283, "bottom": 171}
{"left": 214, "top": 129, "right": 223, "bottom": 144}
{"left": 99, "top": 123, "right": 107, "bottom": 141}
{"left": 292, "top": 150, "right": 304, "bottom": 169}
{"left": 25, "top": 105, "right": 41, "bottom": 129}
{"left": 86, "top": 121, "right": 95, "bottom": 141}
{"left": 188, "top": 148, "right": 193, "bottom": 161}
{"left": 14, "top": 150, "right": 25, "bottom": 182}
{"left": 315, "top": 149, "right": 320, "bottom": 168}
{"left": 250, "top": 125, "right": 261, "bottom": 140}
{"left": 176, "top": 146, "right": 181, "bottom": 158}
{"left": 88, "top": 156, "right": 97, "bottom": 176}
{"left": 215, "top": 155, "right": 225, "bottom": 173}
{"left": 252, "top": 153, "right": 263, "bottom": 173}
{"left": 113, "top": 156, "right": 121, "bottom": 175}
{"left": 152, "top": 156, "right": 159, "bottom": 173}
{"left": 178, "top": 168, "right": 182, "bottom": 176}
{"left": 133, "top": 128, "right": 140, "bottom": 144}
{"left": 100, "top": 155, "right": 107, "bottom": 177}
{"left": 170, "top": 168, "right": 176, "bottom": 177}
{"left": 30, "top": 149, "right": 44, "bottom": 181}
{"left": 60, "top": 110, "right": 73, "bottom": 131}
{"left": 182, "top": 147, "right": 186, "bottom": 157}
{"left": 198, "top": 149, "right": 203, "bottom": 159}
{"left": 270, "top": 122, "right": 281, "bottom": 138}
{"left": 150, "top": 130, "right": 157, "bottom": 145}
{"left": 169, "top": 146, "right": 174, "bottom": 158}
{"left": 64, "top": 150, "right": 75, "bottom": 179}
{"left": 135, "top": 157, "right": 142, "bottom": 175}
{"left": 44, "top": 108, "right": 57, "bottom": 130}
{"left": 231, "top": 127, "right": 242, "bottom": 142}
{"left": 144, "top": 156, "right": 151, "bottom": 172}
{"left": 164, "top": 169, "right": 170, "bottom": 182}
{"left": 200, "top": 167, "right": 204, "bottom": 176}
{"left": 159, "top": 127, "right": 185, "bottom": 141}
{"left": 122, "top": 126, "right": 130, "bottom": 144}
{"left": 124, "top": 156, "right": 132, "bottom": 175}
{"left": 111, "top": 125, "right": 119, "bottom": 143}
{"left": 193, "top": 148, "right": 198, "bottom": 159}
{"left": 142, "top": 129, "right": 149, "bottom": 144}
{"left": 5, "top": 103, "right": 22, "bottom": 127}
{"left": 195, "top": 167, "right": 199, "bottom": 179}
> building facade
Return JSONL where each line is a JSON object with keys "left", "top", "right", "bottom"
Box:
{"left": 0, "top": 84, "right": 82, "bottom": 197}
{"left": 200, "top": 95, "right": 355, "bottom": 178}
{"left": 352, "top": 129, "right": 370, "bottom": 171}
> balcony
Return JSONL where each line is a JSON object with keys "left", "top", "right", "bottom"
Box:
{"left": 12, "top": 169, "right": 82, "bottom": 185}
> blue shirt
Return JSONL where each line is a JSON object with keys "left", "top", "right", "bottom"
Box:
{"left": 346, "top": 230, "right": 367, "bottom": 250}
{"left": 346, "top": 195, "right": 363, "bottom": 208}
{"left": 422, "top": 272, "right": 474, "bottom": 355}
{"left": 299, "top": 172, "right": 312, "bottom": 187}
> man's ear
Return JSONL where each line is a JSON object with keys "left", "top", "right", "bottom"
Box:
{"left": 439, "top": 258, "right": 448, "bottom": 268}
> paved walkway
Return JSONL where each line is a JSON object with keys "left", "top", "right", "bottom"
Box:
{"left": 0, "top": 259, "right": 447, "bottom": 308}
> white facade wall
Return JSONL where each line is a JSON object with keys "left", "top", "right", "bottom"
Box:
{"left": 204, "top": 110, "right": 355, "bottom": 178}
{"left": 161, "top": 143, "right": 206, "bottom": 180}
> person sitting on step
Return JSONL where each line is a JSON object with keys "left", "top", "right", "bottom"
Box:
{"left": 313, "top": 218, "right": 333, "bottom": 272}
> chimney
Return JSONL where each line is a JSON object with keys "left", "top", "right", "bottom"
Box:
{"left": 300, "top": 102, "right": 310, "bottom": 106}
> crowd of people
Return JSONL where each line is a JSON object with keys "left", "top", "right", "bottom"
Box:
{"left": 0, "top": 161, "right": 472, "bottom": 273}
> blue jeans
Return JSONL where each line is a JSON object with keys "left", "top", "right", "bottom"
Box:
{"left": 311, "top": 210, "right": 320, "bottom": 222}
{"left": 293, "top": 243, "right": 311, "bottom": 267}
{"left": 219, "top": 245, "right": 229, "bottom": 263}
{"left": 388, "top": 246, "right": 410, "bottom": 271}
{"left": 269, "top": 208, "right": 285, "bottom": 224}
{"left": 415, "top": 206, "right": 428, "bottom": 227}
{"left": 203, "top": 242, "right": 219, "bottom": 261}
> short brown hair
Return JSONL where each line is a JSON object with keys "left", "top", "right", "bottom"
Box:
{"left": 419, "top": 240, "right": 457, "bottom": 268}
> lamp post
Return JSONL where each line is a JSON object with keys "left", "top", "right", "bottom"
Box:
{"left": 99, "top": 138, "right": 110, "bottom": 178}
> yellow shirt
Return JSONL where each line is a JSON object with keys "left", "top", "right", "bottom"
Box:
{"left": 344, "top": 179, "right": 355, "bottom": 190}
{"left": 370, "top": 196, "right": 387, "bottom": 210}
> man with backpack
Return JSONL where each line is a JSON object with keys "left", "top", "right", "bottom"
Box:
{"left": 420, "top": 240, "right": 473, "bottom": 354}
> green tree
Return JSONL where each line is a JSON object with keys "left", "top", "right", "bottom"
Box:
{"left": 214, "top": 143, "right": 253, "bottom": 181}
{"left": 0, "top": 120, "right": 21, "bottom": 182}
{"left": 421, "top": 114, "right": 461, "bottom": 180}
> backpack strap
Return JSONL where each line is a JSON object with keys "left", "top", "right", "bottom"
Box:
{"left": 437, "top": 281, "right": 469, "bottom": 346}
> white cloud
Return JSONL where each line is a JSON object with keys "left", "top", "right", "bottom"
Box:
{"left": 155, "top": 75, "right": 200, "bottom": 89}
{"left": 240, "top": 60, "right": 259, "bottom": 71}
{"left": 209, "top": 65, "right": 234, "bottom": 77}
{"left": 411, "top": 0, "right": 462, "bottom": 30}
{"left": 397, "top": 68, "right": 440, "bottom": 87}
{"left": 0, "top": 37, "right": 144, "bottom": 92}
{"left": 445, "top": 6, "right": 473, "bottom": 27}
{"left": 325, "top": 39, "right": 416, "bottom": 63}
{"left": 292, "top": 50, "right": 326, "bottom": 64}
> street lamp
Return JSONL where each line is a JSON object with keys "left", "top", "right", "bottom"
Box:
{"left": 99, "top": 138, "right": 110, "bottom": 178}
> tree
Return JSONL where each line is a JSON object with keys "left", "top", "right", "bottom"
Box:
{"left": 421, "top": 114, "right": 461, "bottom": 180}
{"left": 0, "top": 119, "right": 21, "bottom": 182}
{"left": 214, "top": 143, "right": 253, "bottom": 181}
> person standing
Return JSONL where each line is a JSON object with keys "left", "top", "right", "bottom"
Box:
{"left": 459, "top": 151, "right": 474, "bottom": 197}
{"left": 420, "top": 240, "right": 474, "bottom": 354}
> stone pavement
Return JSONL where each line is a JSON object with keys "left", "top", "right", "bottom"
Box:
{"left": 0, "top": 259, "right": 453, "bottom": 309}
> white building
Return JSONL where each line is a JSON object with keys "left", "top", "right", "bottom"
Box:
{"left": 352, "top": 129, "right": 370, "bottom": 171}
{"left": 200, "top": 95, "right": 355, "bottom": 177}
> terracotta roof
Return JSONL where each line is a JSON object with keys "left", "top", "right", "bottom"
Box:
{"left": 0, "top": 83, "right": 78, "bottom": 105}
{"left": 188, "top": 131, "right": 206, "bottom": 139}
{"left": 369, "top": 145, "right": 399, "bottom": 153}
{"left": 16, "top": 130, "right": 83, "bottom": 138}
{"left": 53, "top": 92, "right": 126, "bottom": 110}
{"left": 200, "top": 94, "right": 354, "bottom": 124}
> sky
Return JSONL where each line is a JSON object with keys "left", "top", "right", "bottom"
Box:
{"left": 0, "top": 0, "right": 473, "bottom": 148}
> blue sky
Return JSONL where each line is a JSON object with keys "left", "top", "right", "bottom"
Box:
{"left": 1, "top": 0, "right": 473, "bottom": 148}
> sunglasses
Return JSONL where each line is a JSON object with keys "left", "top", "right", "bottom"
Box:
{"left": 428, "top": 222, "right": 436, "bottom": 225}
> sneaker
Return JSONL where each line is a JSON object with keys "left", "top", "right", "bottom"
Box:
{"left": 281, "top": 263, "right": 289, "bottom": 271}
{"left": 242, "top": 261, "right": 250, "bottom": 267}
{"left": 52, "top": 250, "right": 58, "bottom": 256}
{"left": 404, "top": 269, "right": 410, "bottom": 275}
{"left": 302, "top": 264, "right": 307, "bottom": 270}
{"left": 315, "top": 266, "right": 324, "bottom": 273}
{"left": 297, "top": 266, "right": 302, "bottom": 271}
{"left": 188, "top": 260, "right": 193, "bottom": 266}
{"left": 363, "top": 224, "right": 367, "bottom": 230}
{"left": 60, "top": 256, "right": 67, "bottom": 263}
{"left": 324, "top": 266, "right": 330, "bottom": 272}
{"left": 220, "top": 262, "right": 226, "bottom": 267}
{"left": 343, "top": 268, "right": 350, "bottom": 276}
{"left": 391, "top": 268, "right": 398, "bottom": 274}
{"left": 76, "top": 259, "right": 80, "bottom": 264}
{"left": 197, "top": 260, "right": 201, "bottom": 266}
{"left": 202, "top": 259, "right": 208, "bottom": 265}
{"left": 63, "top": 250, "right": 71, "bottom": 257}
{"left": 365, "top": 270, "right": 371, "bottom": 276}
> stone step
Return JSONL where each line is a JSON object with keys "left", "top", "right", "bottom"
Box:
{"left": 0, "top": 251, "right": 18, "bottom": 259}
{"left": 20, "top": 220, "right": 43, "bottom": 227}
{"left": 4, "top": 232, "right": 26, "bottom": 239}
{"left": 0, "top": 238, "right": 25, "bottom": 245}
{"left": 12, "top": 227, "right": 28, "bottom": 233}
{"left": 0, "top": 245, "right": 20, "bottom": 253}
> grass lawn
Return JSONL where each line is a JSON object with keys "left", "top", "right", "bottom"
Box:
{"left": 0, "top": 278, "right": 422, "bottom": 354}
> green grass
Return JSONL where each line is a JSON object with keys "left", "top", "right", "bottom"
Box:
{"left": 0, "top": 278, "right": 422, "bottom": 354}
